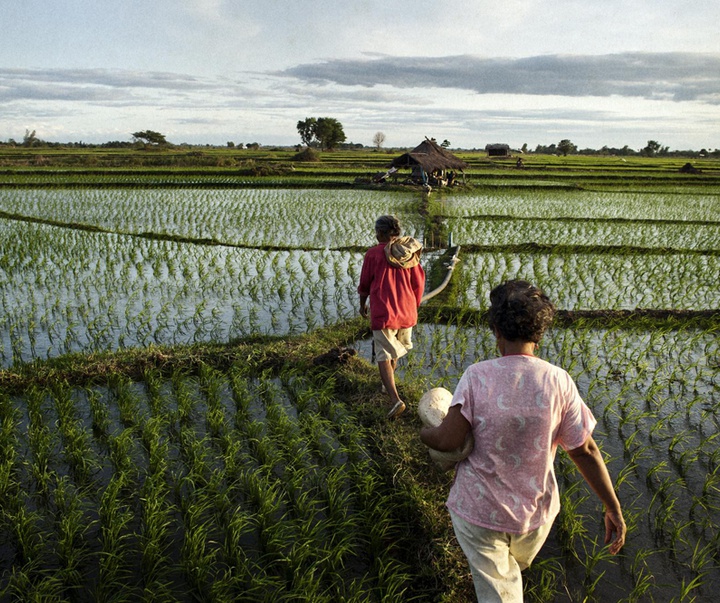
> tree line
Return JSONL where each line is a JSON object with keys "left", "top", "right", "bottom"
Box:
{"left": 531, "top": 139, "right": 719, "bottom": 158}
{"left": 1, "top": 126, "right": 717, "bottom": 158}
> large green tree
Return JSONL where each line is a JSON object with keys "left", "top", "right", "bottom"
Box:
{"left": 296, "top": 118, "right": 317, "bottom": 147}
{"left": 296, "top": 117, "right": 346, "bottom": 150}
{"left": 557, "top": 139, "right": 577, "bottom": 156}
{"left": 132, "top": 130, "right": 168, "bottom": 145}
{"left": 642, "top": 140, "right": 668, "bottom": 157}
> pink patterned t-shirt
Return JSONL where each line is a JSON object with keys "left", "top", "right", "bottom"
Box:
{"left": 446, "top": 354, "right": 596, "bottom": 534}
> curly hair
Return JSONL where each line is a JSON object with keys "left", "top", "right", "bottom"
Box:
{"left": 487, "top": 280, "right": 555, "bottom": 343}
{"left": 375, "top": 215, "right": 401, "bottom": 238}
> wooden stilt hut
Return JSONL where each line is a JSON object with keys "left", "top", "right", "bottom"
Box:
{"left": 388, "top": 137, "right": 468, "bottom": 187}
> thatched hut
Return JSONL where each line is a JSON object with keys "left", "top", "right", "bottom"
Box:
{"left": 388, "top": 138, "right": 468, "bottom": 187}
{"left": 486, "top": 143, "right": 511, "bottom": 157}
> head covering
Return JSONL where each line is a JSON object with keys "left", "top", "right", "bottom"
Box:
{"left": 385, "top": 236, "right": 422, "bottom": 268}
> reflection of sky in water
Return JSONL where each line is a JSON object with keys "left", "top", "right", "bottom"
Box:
{"left": 0, "top": 218, "right": 445, "bottom": 367}
{"left": 443, "top": 190, "right": 720, "bottom": 222}
{"left": 455, "top": 252, "right": 719, "bottom": 311}
{"left": 447, "top": 216, "right": 720, "bottom": 250}
{"left": 0, "top": 188, "right": 424, "bottom": 249}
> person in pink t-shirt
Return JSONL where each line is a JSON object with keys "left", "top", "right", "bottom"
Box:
{"left": 421, "top": 280, "right": 625, "bottom": 602}
{"left": 358, "top": 215, "right": 425, "bottom": 419}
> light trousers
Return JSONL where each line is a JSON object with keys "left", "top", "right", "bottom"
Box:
{"left": 373, "top": 327, "right": 413, "bottom": 362}
{"left": 450, "top": 510, "right": 554, "bottom": 603}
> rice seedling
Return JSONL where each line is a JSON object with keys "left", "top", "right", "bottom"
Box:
{"left": 95, "top": 474, "right": 138, "bottom": 602}
{"left": 25, "top": 387, "right": 55, "bottom": 497}
{"left": 53, "top": 476, "right": 94, "bottom": 594}
{"left": 0, "top": 393, "right": 20, "bottom": 506}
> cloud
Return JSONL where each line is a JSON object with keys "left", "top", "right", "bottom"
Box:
{"left": 2, "top": 55, "right": 718, "bottom": 149}
{"left": 278, "top": 52, "right": 720, "bottom": 104}
{"left": 0, "top": 68, "right": 214, "bottom": 102}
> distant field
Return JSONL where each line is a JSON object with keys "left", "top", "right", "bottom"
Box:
{"left": 1, "top": 145, "right": 719, "bottom": 190}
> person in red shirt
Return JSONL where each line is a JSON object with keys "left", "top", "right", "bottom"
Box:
{"left": 358, "top": 215, "right": 426, "bottom": 419}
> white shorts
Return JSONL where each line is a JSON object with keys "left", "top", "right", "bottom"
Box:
{"left": 373, "top": 328, "right": 413, "bottom": 362}
{"left": 450, "top": 510, "right": 554, "bottom": 603}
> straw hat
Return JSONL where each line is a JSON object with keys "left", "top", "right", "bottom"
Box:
{"left": 418, "top": 387, "right": 474, "bottom": 471}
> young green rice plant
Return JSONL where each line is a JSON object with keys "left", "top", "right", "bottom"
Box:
{"left": 221, "top": 504, "right": 257, "bottom": 593}
{"left": 319, "top": 466, "right": 361, "bottom": 577}
{"left": 198, "top": 363, "right": 230, "bottom": 442}
{"left": 141, "top": 414, "right": 170, "bottom": 477}
{"left": 613, "top": 457, "right": 640, "bottom": 494}
{"left": 623, "top": 548, "right": 659, "bottom": 603}
{"left": 171, "top": 370, "right": 200, "bottom": 429}
{"left": 523, "top": 556, "right": 565, "bottom": 603}
{"left": 110, "top": 373, "right": 147, "bottom": 430}
{"left": 138, "top": 471, "right": 174, "bottom": 592}
{"left": 300, "top": 411, "right": 344, "bottom": 467}
{"left": 576, "top": 535, "right": 617, "bottom": 601}
{"left": 0, "top": 564, "right": 66, "bottom": 602}
{"left": 179, "top": 493, "right": 220, "bottom": 599}
{"left": 667, "top": 431, "right": 692, "bottom": 474}
{"left": 237, "top": 468, "right": 287, "bottom": 564}
{"left": 649, "top": 481, "right": 681, "bottom": 544}
{"left": 370, "top": 555, "right": 412, "bottom": 602}
{"left": 87, "top": 387, "right": 111, "bottom": 443}
{"left": 676, "top": 573, "right": 706, "bottom": 602}
{"left": 0, "top": 393, "right": 21, "bottom": 508}
{"left": 51, "top": 384, "right": 98, "bottom": 486}
{"left": 95, "top": 474, "right": 137, "bottom": 602}
{"left": 6, "top": 492, "right": 47, "bottom": 566}
{"left": 554, "top": 479, "right": 590, "bottom": 560}
{"left": 177, "top": 427, "right": 212, "bottom": 490}
{"left": 25, "top": 387, "right": 55, "bottom": 497}
{"left": 141, "top": 370, "right": 169, "bottom": 412}
{"left": 108, "top": 427, "right": 140, "bottom": 491}
{"left": 53, "top": 475, "right": 94, "bottom": 593}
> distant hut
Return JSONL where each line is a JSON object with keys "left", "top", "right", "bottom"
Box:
{"left": 388, "top": 138, "right": 468, "bottom": 187}
{"left": 486, "top": 143, "right": 511, "bottom": 157}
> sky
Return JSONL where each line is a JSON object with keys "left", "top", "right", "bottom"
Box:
{"left": 1, "top": 0, "right": 719, "bottom": 151}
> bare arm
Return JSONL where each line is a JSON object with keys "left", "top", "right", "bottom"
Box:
{"left": 567, "top": 436, "right": 626, "bottom": 555}
{"left": 420, "top": 405, "right": 471, "bottom": 451}
{"left": 359, "top": 295, "right": 368, "bottom": 317}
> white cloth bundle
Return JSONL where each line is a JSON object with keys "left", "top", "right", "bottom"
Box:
{"left": 418, "top": 387, "right": 474, "bottom": 471}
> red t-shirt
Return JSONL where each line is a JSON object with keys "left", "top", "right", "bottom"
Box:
{"left": 358, "top": 244, "right": 425, "bottom": 330}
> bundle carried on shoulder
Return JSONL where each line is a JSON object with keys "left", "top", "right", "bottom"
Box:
{"left": 385, "top": 236, "right": 422, "bottom": 269}
{"left": 418, "top": 387, "right": 474, "bottom": 471}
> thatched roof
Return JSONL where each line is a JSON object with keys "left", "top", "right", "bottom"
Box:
{"left": 389, "top": 138, "right": 468, "bottom": 172}
{"left": 485, "top": 143, "right": 511, "bottom": 157}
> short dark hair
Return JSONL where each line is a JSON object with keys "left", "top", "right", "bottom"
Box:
{"left": 488, "top": 280, "right": 555, "bottom": 343}
{"left": 375, "top": 215, "right": 401, "bottom": 237}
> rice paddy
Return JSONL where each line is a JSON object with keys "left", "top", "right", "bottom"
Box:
{"left": 0, "top": 163, "right": 719, "bottom": 601}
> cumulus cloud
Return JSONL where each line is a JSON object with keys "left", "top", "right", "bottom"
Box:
{"left": 278, "top": 52, "right": 720, "bottom": 104}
